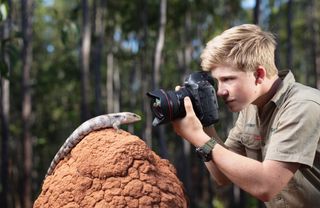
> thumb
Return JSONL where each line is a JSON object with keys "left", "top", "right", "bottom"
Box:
{"left": 184, "top": 97, "right": 195, "bottom": 115}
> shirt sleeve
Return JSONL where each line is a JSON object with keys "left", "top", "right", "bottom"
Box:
{"left": 265, "top": 100, "right": 320, "bottom": 167}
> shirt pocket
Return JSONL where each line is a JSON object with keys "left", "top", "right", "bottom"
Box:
{"left": 240, "top": 133, "right": 263, "bottom": 161}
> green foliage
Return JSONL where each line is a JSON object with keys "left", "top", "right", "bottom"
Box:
{"left": 0, "top": 41, "right": 19, "bottom": 78}
{"left": 60, "top": 20, "right": 79, "bottom": 45}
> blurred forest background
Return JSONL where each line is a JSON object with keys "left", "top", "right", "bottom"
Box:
{"left": 0, "top": 0, "right": 319, "bottom": 207}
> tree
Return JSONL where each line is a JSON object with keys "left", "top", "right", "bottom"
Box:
{"left": 139, "top": 0, "right": 153, "bottom": 144}
{"left": 21, "top": 0, "right": 33, "bottom": 207}
{"left": 80, "top": 0, "right": 91, "bottom": 121}
{"left": 286, "top": 0, "right": 293, "bottom": 69}
{"left": 151, "top": 0, "right": 167, "bottom": 158}
{"left": 309, "top": 0, "right": 320, "bottom": 89}
{"left": 91, "top": 0, "right": 107, "bottom": 115}
{"left": 0, "top": 1, "right": 12, "bottom": 207}
{"left": 106, "top": 52, "right": 114, "bottom": 113}
{"left": 253, "top": 0, "right": 260, "bottom": 24}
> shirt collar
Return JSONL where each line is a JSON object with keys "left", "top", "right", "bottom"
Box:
{"left": 271, "top": 70, "right": 295, "bottom": 106}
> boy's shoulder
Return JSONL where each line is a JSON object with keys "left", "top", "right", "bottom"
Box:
{"left": 289, "top": 82, "right": 320, "bottom": 104}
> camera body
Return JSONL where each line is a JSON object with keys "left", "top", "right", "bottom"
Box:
{"left": 146, "top": 71, "right": 219, "bottom": 127}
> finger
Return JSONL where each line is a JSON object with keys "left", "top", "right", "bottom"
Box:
{"left": 175, "top": 85, "right": 181, "bottom": 91}
{"left": 184, "top": 97, "right": 195, "bottom": 115}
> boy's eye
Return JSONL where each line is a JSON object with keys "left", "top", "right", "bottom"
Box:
{"left": 222, "top": 77, "right": 234, "bottom": 82}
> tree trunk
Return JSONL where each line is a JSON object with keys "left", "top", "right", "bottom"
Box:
{"left": 286, "top": 0, "right": 293, "bottom": 70}
{"left": 269, "top": 0, "right": 281, "bottom": 69}
{"left": 0, "top": 1, "right": 12, "bottom": 207}
{"left": 309, "top": 0, "right": 320, "bottom": 89}
{"left": 91, "top": 0, "right": 106, "bottom": 115}
{"left": 106, "top": 52, "right": 120, "bottom": 114}
{"left": 106, "top": 52, "right": 114, "bottom": 113}
{"left": 21, "top": 0, "right": 33, "bottom": 207}
{"left": 80, "top": 0, "right": 91, "bottom": 121}
{"left": 128, "top": 61, "right": 140, "bottom": 134}
{"left": 152, "top": 0, "right": 167, "bottom": 157}
{"left": 106, "top": 55, "right": 119, "bottom": 113}
{"left": 253, "top": 0, "right": 260, "bottom": 25}
{"left": 113, "top": 63, "right": 120, "bottom": 113}
{"left": 0, "top": 76, "right": 9, "bottom": 208}
{"left": 153, "top": 0, "right": 166, "bottom": 89}
{"left": 139, "top": 0, "right": 152, "bottom": 145}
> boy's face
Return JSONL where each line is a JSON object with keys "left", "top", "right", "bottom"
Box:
{"left": 211, "top": 65, "right": 260, "bottom": 112}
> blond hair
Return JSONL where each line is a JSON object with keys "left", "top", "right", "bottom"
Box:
{"left": 200, "top": 24, "right": 278, "bottom": 77}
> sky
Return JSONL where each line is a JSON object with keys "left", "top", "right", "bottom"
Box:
{"left": 241, "top": 0, "right": 256, "bottom": 9}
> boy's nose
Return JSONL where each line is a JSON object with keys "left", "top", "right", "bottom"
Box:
{"left": 217, "top": 85, "right": 228, "bottom": 97}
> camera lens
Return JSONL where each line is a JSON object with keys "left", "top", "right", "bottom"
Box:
{"left": 151, "top": 98, "right": 164, "bottom": 119}
{"left": 146, "top": 89, "right": 187, "bottom": 126}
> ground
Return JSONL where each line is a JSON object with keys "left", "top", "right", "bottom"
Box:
{"left": 34, "top": 128, "right": 188, "bottom": 208}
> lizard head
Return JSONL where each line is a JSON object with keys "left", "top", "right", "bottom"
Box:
{"left": 115, "top": 112, "right": 141, "bottom": 124}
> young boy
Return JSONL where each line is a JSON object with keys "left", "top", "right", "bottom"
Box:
{"left": 172, "top": 24, "right": 320, "bottom": 207}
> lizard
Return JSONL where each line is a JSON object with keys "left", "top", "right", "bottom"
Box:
{"left": 45, "top": 112, "right": 141, "bottom": 177}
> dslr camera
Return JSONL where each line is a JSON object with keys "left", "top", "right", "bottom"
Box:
{"left": 146, "top": 71, "right": 219, "bottom": 127}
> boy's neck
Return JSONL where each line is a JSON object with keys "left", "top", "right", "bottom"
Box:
{"left": 255, "top": 76, "right": 282, "bottom": 111}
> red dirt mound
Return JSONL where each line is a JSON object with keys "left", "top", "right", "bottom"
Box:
{"left": 34, "top": 129, "right": 188, "bottom": 208}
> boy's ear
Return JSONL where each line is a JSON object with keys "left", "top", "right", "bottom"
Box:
{"left": 254, "top": 66, "right": 266, "bottom": 85}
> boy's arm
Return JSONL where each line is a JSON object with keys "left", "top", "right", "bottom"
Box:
{"left": 173, "top": 97, "right": 300, "bottom": 201}
{"left": 203, "top": 126, "right": 231, "bottom": 185}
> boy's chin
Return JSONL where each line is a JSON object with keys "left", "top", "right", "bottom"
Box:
{"left": 227, "top": 104, "right": 245, "bottom": 112}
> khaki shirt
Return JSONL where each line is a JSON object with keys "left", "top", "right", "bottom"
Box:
{"left": 225, "top": 70, "right": 320, "bottom": 207}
